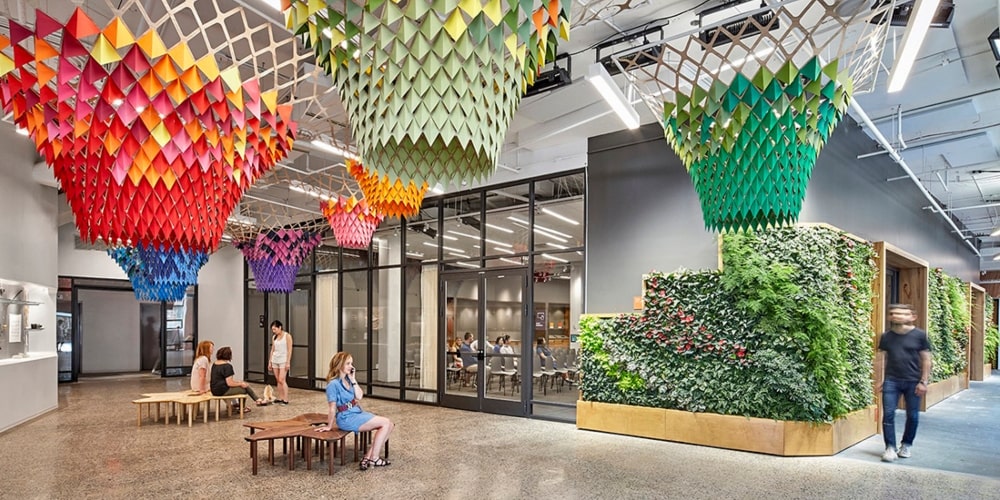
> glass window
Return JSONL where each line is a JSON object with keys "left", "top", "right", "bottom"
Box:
{"left": 405, "top": 200, "right": 439, "bottom": 263}
{"left": 531, "top": 251, "right": 583, "bottom": 408}
{"left": 342, "top": 270, "right": 369, "bottom": 384}
{"left": 315, "top": 273, "right": 339, "bottom": 382}
{"left": 405, "top": 264, "right": 437, "bottom": 391}
{"left": 372, "top": 268, "right": 402, "bottom": 388}
{"left": 288, "top": 284, "right": 311, "bottom": 380}
{"left": 315, "top": 242, "right": 340, "bottom": 272}
{"left": 441, "top": 192, "right": 482, "bottom": 261}
{"left": 342, "top": 248, "right": 369, "bottom": 270}
{"left": 485, "top": 184, "right": 530, "bottom": 257}
{"left": 533, "top": 174, "right": 584, "bottom": 252}
{"left": 372, "top": 218, "right": 402, "bottom": 267}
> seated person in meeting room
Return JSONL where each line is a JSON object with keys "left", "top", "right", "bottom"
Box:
{"left": 448, "top": 339, "right": 463, "bottom": 369}
{"left": 536, "top": 337, "right": 573, "bottom": 385}
{"left": 460, "top": 332, "right": 480, "bottom": 378}
{"left": 190, "top": 340, "right": 214, "bottom": 394}
{"left": 210, "top": 346, "right": 266, "bottom": 411}
{"left": 492, "top": 336, "right": 504, "bottom": 354}
{"left": 317, "top": 352, "right": 394, "bottom": 470}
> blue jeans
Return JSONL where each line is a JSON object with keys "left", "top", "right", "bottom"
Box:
{"left": 882, "top": 378, "right": 922, "bottom": 449}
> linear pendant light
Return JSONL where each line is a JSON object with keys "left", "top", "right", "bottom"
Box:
{"left": 887, "top": 0, "right": 943, "bottom": 93}
{"left": 586, "top": 62, "right": 640, "bottom": 129}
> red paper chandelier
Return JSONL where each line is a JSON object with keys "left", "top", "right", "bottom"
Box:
{"left": 0, "top": 8, "right": 296, "bottom": 252}
{"left": 321, "top": 195, "right": 385, "bottom": 249}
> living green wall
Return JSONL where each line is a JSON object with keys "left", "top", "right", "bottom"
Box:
{"left": 987, "top": 298, "right": 998, "bottom": 366}
{"left": 580, "top": 226, "right": 876, "bottom": 422}
{"left": 927, "top": 268, "right": 970, "bottom": 381}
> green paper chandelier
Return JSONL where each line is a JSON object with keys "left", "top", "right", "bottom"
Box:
{"left": 283, "top": 0, "right": 570, "bottom": 187}
{"left": 622, "top": 0, "right": 893, "bottom": 232}
{"left": 663, "top": 57, "right": 851, "bottom": 232}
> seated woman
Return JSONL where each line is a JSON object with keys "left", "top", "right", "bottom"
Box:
{"left": 210, "top": 346, "right": 265, "bottom": 411}
{"left": 316, "top": 352, "right": 394, "bottom": 470}
{"left": 190, "top": 340, "right": 214, "bottom": 394}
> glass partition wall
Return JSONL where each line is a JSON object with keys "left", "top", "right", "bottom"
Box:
{"left": 242, "top": 170, "right": 585, "bottom": 421}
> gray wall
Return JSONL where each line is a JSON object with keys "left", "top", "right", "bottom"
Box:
{"left": 79, "top": 289, "right": 140, "bottom": 373}
{"left": 587, "top": 119, "right": 979, "bottom": 314}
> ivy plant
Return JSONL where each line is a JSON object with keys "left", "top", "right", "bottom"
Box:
{"left": 985, "top": 298, "right": 998, "bottom": 366}
{"left": 927, "top": 269, "right": 970, "bottom": 381}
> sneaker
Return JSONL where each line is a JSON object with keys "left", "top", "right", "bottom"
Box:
{"left": 881, "top": 446, "right": 898, "bottom": 462}
{"left": 897, "top": 444, "right": 911, "bottom": 458}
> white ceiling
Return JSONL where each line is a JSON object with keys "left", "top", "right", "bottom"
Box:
{"left": 6, "top": 0, "right": 1000, "bottom": 271}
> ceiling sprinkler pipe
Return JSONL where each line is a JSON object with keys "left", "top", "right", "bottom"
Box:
{"left": 848, "top": 99, "right": 980, "bottom": 256}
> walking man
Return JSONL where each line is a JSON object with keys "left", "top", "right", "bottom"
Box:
{"left": 876, "top": 303, "right": 932, "bottom": 462}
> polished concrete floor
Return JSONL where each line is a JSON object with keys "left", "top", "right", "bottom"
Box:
{"left": 2, "top": 373, "right": 999, "bottom": 499}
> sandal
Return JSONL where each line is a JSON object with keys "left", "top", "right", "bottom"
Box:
{"left": 369, "top": 457, "right": 391, "bottom": 467}
{"left": 359, "top": 458, "right": 371, "bottom": 471}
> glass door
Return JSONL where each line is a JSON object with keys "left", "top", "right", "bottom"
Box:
{"left": 441, "top": 270, "right": 527, "bottom": 416}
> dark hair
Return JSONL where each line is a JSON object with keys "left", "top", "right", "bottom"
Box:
{"left": 464, "top": 332, "right": 473, "bottom": 341}
{"left": 216, "top": 346, "right": 233, "bottom": 361}
{"left": 536, "top": 337, "right": 545, "bottom": 346}
{"left": 270, "top": 320, "right": 283, "bottom": 329}
{"left": 496, "top": 336, "right": 503, "bottom": 344}
{"left": 888, "top": 304, "right": 914, "bottom": 313}
{"left": 503, "top": 335, "right": 511, "bottom": 342}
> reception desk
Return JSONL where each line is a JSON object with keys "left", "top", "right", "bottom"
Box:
{"left": 0, "top": 352, "right": 58, "bottom": 433}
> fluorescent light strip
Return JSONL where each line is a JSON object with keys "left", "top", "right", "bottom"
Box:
{"left": 486, "top": 223, "right": 514, "bottom": 234}
{"left": 886, "top": 0, "right": 942, "bottom": 93}
{"left": 406, "top": 251, "right": 425, "bottom": 257}
{"left": 494, "top": 247, "right": 515, "bottom": 254}
{"left": 441, "top": 235, "right": 458, "bottom": 241}
{"left": 546, "top": 242, "right": 568, "bottom": 250}
{"left": 447, "top": 252, "right": 468, "bottom": 258}
{"left": 541, "top": 253, "right": 569, "bottom": 263}
{"left": 541, "top": 207, "right": 579, "bottom": 225}
{"left": 422, "top": 242, "right": 464, "bottom": 253}
{"left": 446, "top": 230, "right": 513, "bottom": 248}
{"left": 499, "top": 258, "right": 523, "bottom": 265}
{"left": 452, "top": 262, "right": 479, "bottom": 269}
{"left": 586, "top": 62, "right": 640, "bottom": 129}
{"left": 506, "top": 216, "right": 573, "bottom": 239}
{"left": 310, "top": 139, "right": 361, "bottom": 161}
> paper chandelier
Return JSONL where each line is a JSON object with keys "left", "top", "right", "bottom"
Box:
{"left": 108, "top": 244, "right": 208, "bottom": 302}
{"left": 283, "top": 0, "right": 570, "bottom": 187}
{"left": 348, "top": 160, "right": 428, "bottom": 219}
{"left": 622, "top": 0, "right": 891, "bottom": 232}
{"left": 0, "top": 8, "right": 296, "bottom": 252}
{"left": 664, "top": 58, "right": 850, "bottom": 232}
{"left": 236, "top": 229, "right": 323, "bottom": 294}
{"left": 321, "top": 195, "right": 385, "bottom": 249}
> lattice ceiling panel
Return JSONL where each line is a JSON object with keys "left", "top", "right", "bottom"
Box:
{"left": 620, "top": 0, "right": 894, "bottom": 233}
{"left": 571, "top": 0, "right": 644, "bottom": 27}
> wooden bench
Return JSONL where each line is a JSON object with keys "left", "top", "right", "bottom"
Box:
{"left": 132, "top": 391, "right": 248, "bottom": 427}
{"left": 243, "top": 414, "right": 349, "bottom": 476}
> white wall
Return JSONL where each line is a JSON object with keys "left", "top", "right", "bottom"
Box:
{"left": 197, "top": 246, "right": 245, "bottom": 377}
{"left": 79, "top": 289, "right": 140, "bottom": 373}
{"left": 57, "top": 223, "right": 127, "bottom": 279}
{"left": 0, "top": 125, "right": 59, "bottom": 432}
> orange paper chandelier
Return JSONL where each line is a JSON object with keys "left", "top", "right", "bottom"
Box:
{"left": 0, "top": 8, "right": 296, "bottom": 252}
{"left": 347, "top": 159, "right": 427, "bottom": 220}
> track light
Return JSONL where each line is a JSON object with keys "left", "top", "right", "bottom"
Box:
{"left": 586, "top": 62, "right": 640, "bottom": 129}
{"left": 887, "top": 0, "right": 943, "bottom": 93}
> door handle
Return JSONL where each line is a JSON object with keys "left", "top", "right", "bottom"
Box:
{"left": 476, "top": 351, "right": 485, "bottom": 361}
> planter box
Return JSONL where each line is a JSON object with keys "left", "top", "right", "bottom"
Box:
{"left": 576, "top": 401, "right": 876, "bottom": 456}
{"left": 985, "top": 364, "right": 993, "bottom": 379}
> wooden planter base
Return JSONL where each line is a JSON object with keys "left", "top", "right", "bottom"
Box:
{"left": 576, "top": 401, "right": 876, "bottom": 456}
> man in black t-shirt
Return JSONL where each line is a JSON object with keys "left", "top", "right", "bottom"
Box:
{"left": 876, "top": 304, "right": 932, "bottom": 463}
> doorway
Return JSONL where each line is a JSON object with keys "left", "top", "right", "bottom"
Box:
{"left": 440, "top": 269, "right": 527, "bottom": 416}
{"left": 245, "top": 280, "right": 314, "bottom": 389}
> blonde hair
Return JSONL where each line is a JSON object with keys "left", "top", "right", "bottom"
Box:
{"left": 326, "top": 352, "right": 352, "bottom": 382}
{"left": 195, "top": 341, "right": 214, "bottom": 360}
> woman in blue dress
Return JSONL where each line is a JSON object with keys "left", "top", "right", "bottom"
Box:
{"left": 317, "top": 352, "right": 395, "bottom": 470}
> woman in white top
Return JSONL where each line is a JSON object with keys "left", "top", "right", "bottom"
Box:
{"left": 190, "top": 340, "right": 214, "bottom": 394}
{"left": 268, "top": 320, "right": 293, "bottom": 405}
